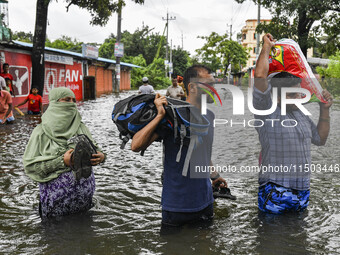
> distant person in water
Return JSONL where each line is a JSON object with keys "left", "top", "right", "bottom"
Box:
{"left": 0, "top": 83, "right": 14, "bottom": 124}
{"left": 166, "top": 75, "right": 184, "bottom": 100}
{"left": 138, "top": 77, "right": 155, "bottom": 94}
{"left": 5, "top": 78, "right": 14, "bottom": 95}
{"left": 16, "top": 87, "right": 43, "bottom": 115}
{"left": 0, "top": 63, "right": 14, "bottom": 81}
{"left": 23, "top": 87, "right": 105, "bottom": 218}
{"left": 177, "top": 75, "right": 187, "bottom": 100}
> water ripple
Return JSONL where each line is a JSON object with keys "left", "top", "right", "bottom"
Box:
{"left": 0, "top": 88, "right": 339, "bottom": 254}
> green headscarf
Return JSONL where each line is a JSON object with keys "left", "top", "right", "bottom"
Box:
{"left": 41, "top": 87, "right": 82, "bottom": 144}
{"left": 23, "top": 87, "right": 97, "bottom": 183}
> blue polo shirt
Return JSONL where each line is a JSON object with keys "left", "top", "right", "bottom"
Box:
{"left": 161, "top": 110, "right": 215, "bottom": 212}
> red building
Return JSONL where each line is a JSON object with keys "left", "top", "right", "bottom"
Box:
{"left": 0, "top": 41, "right": 139, "bottom": 109}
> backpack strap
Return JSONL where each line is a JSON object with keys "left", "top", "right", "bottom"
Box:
{"left": 168, "top": 103, "right": 178, "bottom": 140}
{"left": 119, "top": 133, "right": 131, "bottom": 149}
{"left": 176, "top": 124, "right": 187, "bottom": 162}
{"left": 113, "top": 103, "right": 129, "bottom": 123}
{"left": 182, "top": 135, "right": 199, "bottom": 176}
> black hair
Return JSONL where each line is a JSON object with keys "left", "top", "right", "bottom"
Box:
{"left": 183, "top": 64, "right": 211, "bottom": 95}
{"left": 30, "top": 87, "right": 39, "bottom": 94}
{"left": 270, "top": 71, "right": 301, "bottom": 95}
{"left": 3, "top": 63, "right": 9, "bottom": 69}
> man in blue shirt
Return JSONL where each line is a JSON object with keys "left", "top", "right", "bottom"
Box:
{"left": 131, "top": 65, "right": 227, "bottom": 230}
{"left": 254, "top": 34, "right": 333, "bottom": 214}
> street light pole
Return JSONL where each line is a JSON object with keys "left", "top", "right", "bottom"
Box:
{"left": 115, "top": 3, "right": 122, "bottom": 93}
{"left": 256, "top": 0, "right": 261, "bottom": 59}
{"left": 162, "top": 11, "right": 176, "bottom": 78}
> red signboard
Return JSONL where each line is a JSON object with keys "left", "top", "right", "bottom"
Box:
{"left": 0, "top": 50, "right": 83, "bottom": 107}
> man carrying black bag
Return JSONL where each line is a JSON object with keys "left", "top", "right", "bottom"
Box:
{"left": 131, "top": 65, "right": 228, "bottom": 233}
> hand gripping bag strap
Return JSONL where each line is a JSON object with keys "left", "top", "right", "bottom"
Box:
{"left": 176, "top": 124, "right": 187, "bottom": 162}
{"left": 182, "top": 135, "right": 199, "bottom": 177}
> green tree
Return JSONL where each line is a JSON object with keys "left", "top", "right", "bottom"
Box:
{"left": 316, "top": 51, "right": 340, "bottom": 97}
{"left": 45, "top": 35, "right": 84, "bottom": 53}
{"left": 32, "top": 0, "right": 144, "bottom": 95}
{"left": 122, "top": 55, "right": 171, "bottom": 90}
{"left": 98, "top": 26, "right": 165, "bottom": 65}
{"left": 196, "top": 32, "right": 249, "bottom": 75}
{"left": 317, "top": 13, "right": 340, "bottom": 56}
{"left": 12, "top": 31, "right": 34, "bottom": 43}
{"left": 171, "top": 46, "right": 191, "bottom": 76}
{"left": 99, "top": 33, "right": 116, "bottom": 59}
{"left": 236, "top": 0, "right": 340, "bottom": 57}
{"left": 145, "top": 58, "right": 171, "bottom": 89}
{"left": 121, "top": 54, "right": 147, "bottom": 89}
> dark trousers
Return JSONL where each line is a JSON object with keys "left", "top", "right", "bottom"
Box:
{"left": 160, "top": 204, "right": 214, "bottom": 235}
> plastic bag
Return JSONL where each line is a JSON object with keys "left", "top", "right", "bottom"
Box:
{"left": 268, "top": 39, "right": 326, "bottom": 103}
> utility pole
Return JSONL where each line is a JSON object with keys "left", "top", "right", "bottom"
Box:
{"left": 227, "top": 19, "right": 232, "bottom": 40}
{"left": 256, "top": 0, "right": 261, "bottom": 58}
{"left": 169, "top": 39, "right": 172, "bottom": 78}
{"left": 115, "top": 3, "right": 122, "bottom": 93}
{"left": 162, "top": 11, "right": 176, "bottom": 78}
{"left": 226, "top": 20, "right": 233, "bottom": 84}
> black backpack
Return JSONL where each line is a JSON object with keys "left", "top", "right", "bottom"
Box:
{"left": 112, "top": 94, "right": 210, "bottom": 176}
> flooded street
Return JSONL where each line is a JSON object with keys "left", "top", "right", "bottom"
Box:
{"left": 1, "top": 86, "right": 339, "bottom": 254}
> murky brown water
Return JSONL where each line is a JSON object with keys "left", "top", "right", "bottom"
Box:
{"left": 1, "top": 86, "right": 339, "bottom": 254}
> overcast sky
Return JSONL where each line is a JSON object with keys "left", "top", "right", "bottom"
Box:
{"left": 7, "top": 0, "right": 271, "bottom": 56}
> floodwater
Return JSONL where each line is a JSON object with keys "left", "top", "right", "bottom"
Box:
{"left": 1, "top": 86, "right": 339, "bottom": 255}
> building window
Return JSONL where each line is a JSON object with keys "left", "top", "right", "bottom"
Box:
{"left": 254, "top": 33, "right": 257, "bottom": 40}
{"left": 253, "top": 47, "right": 256, "bottom": 54}
{"left": 253, "top": 60, "right": 256, "bottom": 66}
{"left": 242, "top": 34, "right": 246, "bottom": 40}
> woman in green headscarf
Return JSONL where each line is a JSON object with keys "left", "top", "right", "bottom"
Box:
{"left": 23, "top": 87, "right": 105, "bottom": 218}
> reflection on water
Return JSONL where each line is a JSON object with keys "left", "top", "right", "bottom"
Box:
{"left": 0, "top": 86, "right": 339, "bottom": 254}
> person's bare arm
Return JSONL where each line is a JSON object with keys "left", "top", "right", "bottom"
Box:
{"left": 131, "top": 94, "right": 167, "bottom": 152}
{"left": 40, "top": 101, "right": 43, "bottom": 114}
{"left": 1, "top": 103, "right": 12, "bottom": 124}
{"left": 317, "top": 90, "right": 333, "bottom": 145}
{"left": 254, "top": 33, "right": 276, "bottom": 92}
{"left": 5, "top": 103, "right": 12, "bottom": 118}
{"left": 15, "top": 98, "right": 28, "bottom": 107}
{"left": 210, "top": 160, "right": 228, "bottom": 187}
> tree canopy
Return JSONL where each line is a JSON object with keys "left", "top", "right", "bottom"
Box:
{"left": 64, "top": 0, "right": 144, "bottom": 26}
{"left": 45, "top": 36, "right": 82, "bottom": 53}
{"left": 196, "top": 32, "right": 249, "bottom": 75}
{"left": 32, "top": 0, "right": 144, "bottom": 95}
{"left": 316, "top": 51, "right": 340, "bottom": 97}
{"left": 236, "top": 0, "right": 340, "bottom": 57}
{"left": 12, "top": 31, "right": 34, "bottom": 43}
{"left": 99, "top": 26, "right": 166, "bottom": 65}
{"left": 171, "top": 46, "right": 191, "bottom": 77}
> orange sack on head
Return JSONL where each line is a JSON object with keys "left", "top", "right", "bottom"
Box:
{"left": 268, "top": 39, "right": 326, "bottom": 103}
